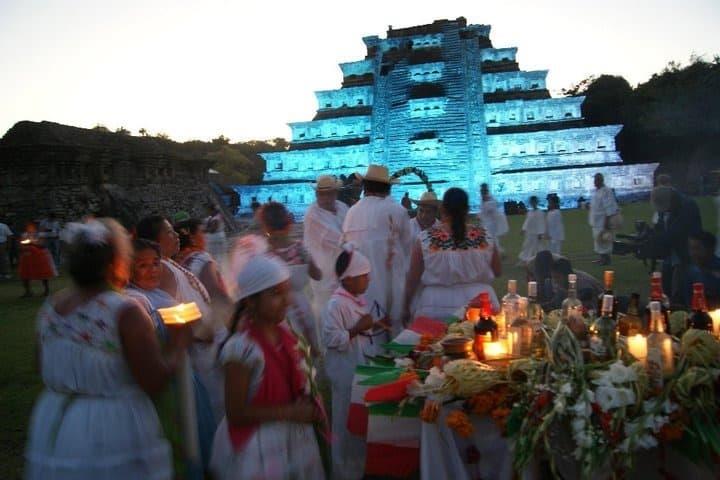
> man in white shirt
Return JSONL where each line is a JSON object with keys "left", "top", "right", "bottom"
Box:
{"left": 478, "top": 183, "right": 508, "bottom": 254}
{"left": 589, "top": 173, "right": 619, "bottom": 265}
{"left": 0, "top": 218, "right": 13, "bottom": 279}
{"left": 409, "top": 191, "right": 441, "bottom": 240}
{"left": 303, "top": 174, "right": 349, "bottom": 318}
{"left": 342, "top": 165, "right": 412, "bottom": 334}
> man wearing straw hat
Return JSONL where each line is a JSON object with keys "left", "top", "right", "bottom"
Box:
{"left": 303, "top": 174, "right": 349, "bottom": 319}
{"left": 342, "top": 164, "right": 412, "bottom": 335}
{"left": 409, "top": 191, "right": 441, "bottom": 240}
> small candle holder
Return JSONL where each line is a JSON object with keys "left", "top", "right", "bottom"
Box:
{"left": 157, "top": 302, "right": 201, "bottom": 326}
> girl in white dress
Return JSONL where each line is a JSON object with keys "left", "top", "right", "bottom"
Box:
{"left": 136, "top": 215, "right": 226, "bottom": 422}
{"left": 210, "top": 253, "right": 325, "bottom": 480}
{"left": 546, "top": 195, "right": 565, "bottom": 255}
{"left": 518, "top": 196, "right": 547, "bottom": 264}
{"left": 404, "top": 188, "right": 502, "bottom": 321}
{"left": 25, "top": 219, "right": 192, "bottom": 480}
{"left": 323, "top": 246, "right": 388, "bottom": 479}
{"left": 258, "top": 202, "right": 323, "bottom": 356}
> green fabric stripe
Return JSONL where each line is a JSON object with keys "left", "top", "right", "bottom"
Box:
{"left": 382, "top": 342, "right": 414, "bottom": 355}
{"left": 368, "top": 401, "right": 422, "bottom": 418}
{"left": 355, "top": 364, "right": 402, "bottom": 376}
{"left": 444, "top": 315, "right": 461, "bottom": 325}
{"left": 359, "top": 370, "right": 403, "bottom": 386}
{"left": 367, "top": 356, "right": 397, "bottom": 367}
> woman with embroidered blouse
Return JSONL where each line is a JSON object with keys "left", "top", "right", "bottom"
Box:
{"left": 136, "top": 215, "right": 226, "bottom": 421}
{"left": 25, "top": 219, "right": 192, "bottom": 479}
{"left": 403, "top": 188, "right": 502, "bottom": 322}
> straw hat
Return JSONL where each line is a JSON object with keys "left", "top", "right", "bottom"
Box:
{"left": 411, "top": 191, "right": 441, "bottom": 206}
{"left": 314, "top": 175, "right": 342, "bottom": 191}
{"left": 360, "top": 164, "right": 399, "bottom": 184}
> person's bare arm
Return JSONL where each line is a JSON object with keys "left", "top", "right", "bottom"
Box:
{"left": 199, "top": 261, "right": 231, "bottom": 303}
{"left": 118, "top": 302, "right": 191, "bottom": 395}
{"left": 224, "top": 362, "right": 319, "bottom": 425}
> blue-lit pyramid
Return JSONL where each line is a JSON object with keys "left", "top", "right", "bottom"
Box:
{"left": 236, "top": 17, "right": 657, "bottom": 217}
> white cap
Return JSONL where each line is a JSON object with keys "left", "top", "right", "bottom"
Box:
{"left": 235, "top": 254, "right": 290, "bottom": 301}
{"left": 508, "top": 279, "right": 517, "bottom": 293}
{"left": 602, "top": 294, "right": 614, "bottom": 312}
{"left": 649, "top": 301, "right": 661, "bottom": 313}
{"left": 527, "top": 281, "right": 537, "bottom": 297}
{"left": 338, "top": 243, "right": 371, "bottom": 280}
{"left": 568, "top": 274, "right": 577, "bottom": 283}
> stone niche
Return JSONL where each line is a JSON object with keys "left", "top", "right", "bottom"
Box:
{"left": 0, "top": 121, "right": 214, "bottom": 226}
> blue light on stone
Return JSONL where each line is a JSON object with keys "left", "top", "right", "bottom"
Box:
{"left": 235, "top": 18, "right": 657, "bottom": 218}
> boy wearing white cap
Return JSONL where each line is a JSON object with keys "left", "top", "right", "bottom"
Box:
{"left": 323, "top": 246, "right": 388, "bottom": 480}
{"left": 409, "top": 191, "right": 441, "bottom": 240}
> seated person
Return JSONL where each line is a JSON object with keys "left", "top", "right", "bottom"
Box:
{"left": 526, "top": 250, "right": 564, "bottom": 310}
{"left": 550, "top": 258, "right": 604, "bottom": 312}
{"left": 686, "top": 231, "right": 720, "bottom": 309}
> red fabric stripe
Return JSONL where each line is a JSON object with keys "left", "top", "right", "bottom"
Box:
{"left": 365, "top": 443, "right": 420, "bottom": 478}
{"left": 408, "top": 316, "right": 447, "bottom": 337}
{"left": 347, "top": 403, "right": 368, "bottom": 437}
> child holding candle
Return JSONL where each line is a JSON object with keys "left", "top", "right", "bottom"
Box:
{"left": 323, "top": 244, "right": 389, "bottom": 480}
{"left": 210, "top": 253, "right": 324, "bottom": 479}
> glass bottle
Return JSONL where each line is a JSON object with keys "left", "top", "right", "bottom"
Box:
{"left": 597, "top": 270, "right": 618, "bottom": 320}
{"left": 473, "top": 292, "right": 498, "bottom": 360}
{"left": 688, "top": 283, "right": 713, "bottom": 331}
{"left": 647, "top": 301, "right": 674, "bottom": 389}
{"left": 501, "top": 279, "right": 520, "bottom": 338}
{"left": 591, "top": 294, "right": 617, "bottom": 362}
{"left": 618, "top": 293, "right": 644, "bottom": 337}
{"left": 527, "top": 281, "right": 546, "bottom": 358}
{"left": 508, "top": 297, "right": 532, "bottom": 357}
{"left": 644, "top": 272, "right": 671, "bottom": 333}
{"left": 561, "top": 274, "right": 586, "bottom": 342}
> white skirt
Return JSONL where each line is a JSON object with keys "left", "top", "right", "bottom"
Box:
{"left": 210, "top": 418, "right": 325, "bottom": 480}
{"left": 25, "top": 389, "right": 172, "bottom": 480}
{"left": 412, "top": 283, "right": 500, "bottom": 319}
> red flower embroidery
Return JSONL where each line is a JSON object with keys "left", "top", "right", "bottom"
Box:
{"left": 467, "top": 229, "right": 480, "bottom": 240}
{"left": 437, "top": 231, "right": 450, "bottom": 242}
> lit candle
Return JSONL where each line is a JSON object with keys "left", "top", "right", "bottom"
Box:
{"left": 157, "top": 302, "right": 202, "bottom": 325}
{"left": 506, "top": 331, "right": 517, "bottom": 356}
{"left": 628, "top": 334, "right": 647, "bottom": 366}
{"left": 710, "top": 310, "right": 720, "bottom": 338}
{"left": 661, "top": 337, "right": 674, "bottom": 376}
{"left": 20, "top": 239, "right": 31, "bottom": 245}
{"left": 483, "top": 341, "right": 507, "bottom": 360}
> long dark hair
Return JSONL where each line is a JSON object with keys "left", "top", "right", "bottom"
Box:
{"left": 135, "top": 215, "right": 167, "bottom": 243}
{"left": 175, "top": 218, "right": 203, "bottom": 250}
{"left": 217, "top": 292, "right": 261, "bottom": 359}
{"left": 442, "top": 187, "right": 469, "bottom": 245}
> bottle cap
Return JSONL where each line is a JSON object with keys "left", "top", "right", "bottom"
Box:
{"left": 568, "top": 274, "right": 577, "bottom": 283}
{"left": 602, "top": 294, "right": 614, "bottom": 312}
{"left": 527, "top": 281, "right": 537, "bottom": 297}
{"left": 649, "top": 301, "right": 661, "bottom": 313}
{"left": 693, "top": 282, "right": 704, "bottom": 293}
{"left": 651, "top": 271, "right": 662, "bottom": 280}
{"left": 508, "top": 279, "right": 517, "bottom": 293}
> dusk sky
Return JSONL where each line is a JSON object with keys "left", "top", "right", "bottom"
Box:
{"left": 1, "top": 0, "right": 718, "bottom": 142}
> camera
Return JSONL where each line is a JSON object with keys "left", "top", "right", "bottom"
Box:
{"left": 613, "top": 221, "right": 667, "bottom": 272}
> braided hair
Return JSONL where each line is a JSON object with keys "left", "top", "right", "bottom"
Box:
{"left": 442, "top": 187, "right": 469, "bottom": 245}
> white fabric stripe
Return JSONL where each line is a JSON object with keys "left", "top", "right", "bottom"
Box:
{"left": 367, "top": 415, "right": 421, "bottom": 447}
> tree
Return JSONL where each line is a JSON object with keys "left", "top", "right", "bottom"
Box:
{"left": 155, "top": 132, "right": 171, "bottom": 140}
{"left": 577, "top": 75, "right": 633, "bottom": 126}
{"left": 92, "top": 124, "right": 110, "bottom": 132}
{"left": 115, "top": 126, "right": 131, "bottom": 135}
{"left": 139, "top": 128, "right": 149, "bottom": 137}
{"left": 212, "top": 134, "right": 230, "bottom": 145}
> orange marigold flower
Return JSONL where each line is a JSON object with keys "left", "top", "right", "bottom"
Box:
{"left": 446, "top": 410, "right": 474, "bottom": 438}
{"left": 421, "top": 399, "right": 440, "bottom": 423}
{"left": 468, "top": 393, "right": 496, "bottom": 416}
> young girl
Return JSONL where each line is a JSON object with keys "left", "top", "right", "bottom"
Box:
{"left": 210, "top": 253, "right": 324, "bottom": 479}
{"left": 546, "top": 195, "right": 565, "bottom": 255}
{"left": 518, "top": 196, "right": 547, "bottom": 265}
{"left": 257, "top": 202, "right": 322, "bottom": 355}
{"left": 323, "top": 245, "right": 387, "bottom": 480}
{"left": 18, "top": 221, "right": 56, "bottom": 297}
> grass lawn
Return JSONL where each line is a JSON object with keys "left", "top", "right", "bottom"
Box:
{"left": 0, "top": 196, "right": 716, "bottom": 479}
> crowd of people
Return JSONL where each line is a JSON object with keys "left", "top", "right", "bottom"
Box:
{"left": 7, "top": 165, "right": 720, "bottom": 479}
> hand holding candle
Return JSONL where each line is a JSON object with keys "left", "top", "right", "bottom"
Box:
{"left": 157, "top": 302, "right": 202, "bottom": 326}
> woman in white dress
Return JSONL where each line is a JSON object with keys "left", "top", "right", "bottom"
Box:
{"left": 210, "top": 253, "right": 325, "bottom": 479}
{"left": 136, "top": 215, "right": 225, "bottom": 421}
{"left": 25, "top": 219, "right": 192, "bottom": 480}
{"left": 478, "top": 183, "right": 509, "bottom": 254}
{"left": 257, "top": 202, "right": 322, "bottom": 355}
{"left": 403, "top": 188, "right": 502, "bottom": 321}
{"left": 518, "top": 196, "right": 547, "bottom": 264}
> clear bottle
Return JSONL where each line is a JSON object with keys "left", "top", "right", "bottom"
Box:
{"left": 644, "top": 272, "right": 670, "bottom": 333}
{"left": 597, "top": 270, "right": 619, "bottom": 320}
{"left": 500, "top": 279, "right": 520, "bottom": 338}
{"left": 527, "top": 281, "right": 546, "bottom": 358}
{"left": 473, "top": 292, "right": 498, "bottom": 361}
{"left": 647, "top": 301, "right": 674, "bottom": 389}
{"left": 591, "top": 294, "right": 618, "bottom": 362}
{"left": 508, "top": 297, "right": 532, "bottom": 357}
{"left": 561, "top": 274, "right": 586, "bottom": 340}
{"left": 688, "top": 283, "right": 713, "bottom": 331}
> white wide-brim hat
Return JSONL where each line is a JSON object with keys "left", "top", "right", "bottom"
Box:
{"left": 314, "top": 175, "right": 342, "bottom": 191}
{"left": 411, "top": 191, "right": 441, "bottom": 206}
{"left": 360, "top": 164, "right": 399, "bottom": 184}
